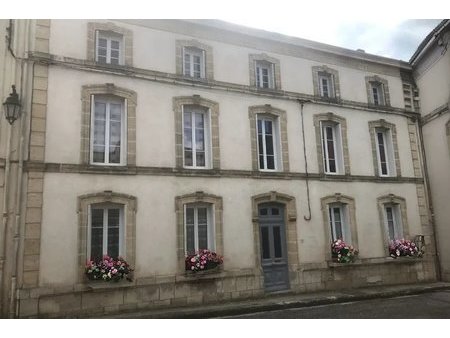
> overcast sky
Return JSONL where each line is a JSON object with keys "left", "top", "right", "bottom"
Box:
{"left": 224, "top": 19, "right": 442, "bottom": 61}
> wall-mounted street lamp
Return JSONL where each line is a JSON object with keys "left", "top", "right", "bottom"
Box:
{"left": 3, "top": 85, "right": 21, "bottom": 125}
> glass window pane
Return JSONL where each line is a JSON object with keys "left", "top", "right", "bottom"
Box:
{"left": 91, "top": 209, "right": 104, "bottom": 260}
{"left": 195, "top": 113, "right": 204, "bottom": 129}
{"left": 184, "top": 150, "right": 193, "bottom": 166}
{"left": 93, "top": 146, "right": 105, "bottom": 163}
{"left": 110, "top": 50, "right": 119, "bottom": 58}
{"left": 265, "top": 135, "right": 274, "bottom": 155}
{"left": 109, "top": 146, "right": 121, "bottom": 164}
{"left": 97, "top": 48, "right": 107, "bottom": 56}
{"left": 271, "top": 208, "right": 279, "bottom": 215}
{"left": 195, "top": 129, "right": 204, "bottom": 151}
{"left": 264, "top": 120, "right": 272, "bottom": 134}
{"left": 184, "top": 54, "right": 191, "bottom": 76}
{"left": 198, "top": 207, "right": 208, "bottom": 250}
{"left": 259, "top": 208, "right": 268, "bottom": 216}
{"left": 266, "top": 155, "right": 275, "bottom": 170}
{"left": 107, "top": 227, "right": 119, "bottom": 258}
{"left": 111, "top": 40, "right": 120, "bottom": 49}
{"left": 93, "top": 121, "right": 105, "bottom": 145}
{"left": 109, "top": 121, "right": 121, "bottom": 145}
{"left": 110, "top": 104, "right": 121, "bottom": 121}
{"left": 185, "top": 207, "right": 195, "bottom": 254}
{"left": 95, "top": 102, "right": 106, "bottom": 120}
{"left": 97, "top": 56, "right": 107, "bottom": 64}
{"left": 98, "top": 38, "right": 107, "bottom": 48}
{"left": 258, "top": 134, "right": 264, "bottom": 158}
{"left": 273, "top": 226, "right": 282, "bottom": 258}
{"left": 196, "top": 152, "right": 205, "bottom": 167}
{"left": 261, "top": 227, "right": 270, "bottom": 259}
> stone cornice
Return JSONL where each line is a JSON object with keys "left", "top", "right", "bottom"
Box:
{"left": 24, "top": 161, "right": 424, "bottom": 184}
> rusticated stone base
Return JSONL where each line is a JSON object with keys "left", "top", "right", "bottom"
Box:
{"left": 16, "top": 257, "right": 436, "bottom": 318}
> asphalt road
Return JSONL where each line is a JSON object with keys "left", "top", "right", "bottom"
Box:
{"left": 221, "top": 290, "right": 450, "bottom": 319}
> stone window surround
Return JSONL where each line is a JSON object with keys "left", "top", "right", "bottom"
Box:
{"left": 377, "top": 194, "right": 410, "bottom": 257}
{"left": 173, "top": 95, "right": 220, "bottom": 170}
{"left": 176, "top": 39, "right": 214, "bottom": 80}
{"left": 249, "top": 53, "right": 282, "bottom": 90}
{"left": 175, "top": 192, "right": 223, "bottom": 272}
{"left": 87, "top": 21, "right": 133, "bottom": 66}
{"left": 313, "top": 112, "right": 351, "bottom": 176}
{"left": 249, "top": 105, "right": 290, "bottom": 172}
{"left": 368, "top": 119, "right": 402, "bottom": 177}
{"left": 80, "top": 84, "right": 137, "bottom": 167}
{"left": 77, "top": 191, "right": 137, "bottom": 283}
{"left": 251, "top": 191, "right": 299, "bottom": 279}
{"left": 321, "top": 193, "right": 358, "bottom": 261}
{"left": 365, "top": 75, "right": 391, "bottom": 107}
{"left": 312, "top": 65, "right": 341, "bottom": 100}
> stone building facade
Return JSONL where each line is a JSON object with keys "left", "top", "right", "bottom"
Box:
{"left": 410, "top": 19, "right": 450, "bottom": 282}
{"left": 0, "top": 19, "right": 441, "bottom": 318}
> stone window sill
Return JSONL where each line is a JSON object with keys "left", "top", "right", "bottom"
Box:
{"left": 327, "top": 256, "right": 422, "bottom": 268}
{"left": 84, "top": 279, "right": 135, "bottom": 291}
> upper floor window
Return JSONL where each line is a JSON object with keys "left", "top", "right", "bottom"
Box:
{"left": 314, "top": 113, "right": 350, "bottom": 176}
{"left": 183, "top": 47, "right": 205, "bottom": 79}
{"left": 91, "top": 95, "right": 126, "bottom": 165}
{"left": 369, "top": 120, "right": 401, "bottom": 177}
{"left": 176, "top": 40, "right": 214, "bottom": 80}
{"left": 255, "top": 60, "right": 274, "bottom": 89}
{"left": 312, "top": 66, "right": 341, "bottom": 100}
{"left": 96, "top": 31, "right": 123, "bottom": 65}
{"left": 81, "top": 84, "right": 137, "bottom": 167}
{"left": 375, "top": 128, "right": 395, "bottom": 176}
{"left": 320, "top": 121, "right": 343, "bottom": 174}
{"left": 257, "top": 115, "right": 281, "bottom": 171}
{"left": 365, "top": 76, "right": 390, "bottom": 107}
{"left": 173, "top": 96, "right": 220, "bottom": 170}
{"left": 183, "top": 105, "right": 210, "bottom": 168}
{"left": 249, "top": 105, "right": 289, "bottom": 173}
{"left": 88, "top": 203, "right": 124, "bottom": 260}
{"left": 87, "top": 22, "right": 133, "bottom": 66}
{"left": 185, "top": 203, "right": 215, "bottom": 254}
{"left": 249, "top": 54, "right": 281, "bottom": 90}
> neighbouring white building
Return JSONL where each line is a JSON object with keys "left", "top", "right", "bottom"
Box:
{"left": 0, "top": 19, "right": 445, "bottom": 318}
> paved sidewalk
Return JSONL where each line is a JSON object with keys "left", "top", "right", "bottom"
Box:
{"left": 101, "top": 281, "right": 450, "bottom": 319}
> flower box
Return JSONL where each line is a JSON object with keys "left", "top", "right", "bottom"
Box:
{"left": 331, "top": 239, "right": 358, "bottom": 263}
{"left": 389, "top": 239, "right": 424, "bottom": 259}
{"left": 185, "top": 249, "right": 223, "bottom": 273}
{"left": 85, "top": 255, "right": 133, "bottom": 282}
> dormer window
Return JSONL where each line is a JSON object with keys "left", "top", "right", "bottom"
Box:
{"left": 183, "top": 47, "right": 205, "bottom": 79}
{"left": 255, "top": 60, "right": 275, "bottom": 89}
{"left": 371, "top": 82, "right": 385, "bottom": 106}
{"left": 312, "top": 66, "right": 340, "bottom": 100}
{"left": 366, "top": 76, "right": 390, "bottom": 107}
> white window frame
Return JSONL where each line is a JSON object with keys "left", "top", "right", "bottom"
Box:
{"left": 95, "top": 31, "right": 123, "bottom": 65}
{"left": 183, "top": 47, "right": 205, "bottom": 79}
{"left": 256, "top": 114, "right": 281, "bottom": 171}
{"left": 255, "top": 60, "right": 275, "bottom": 89}
{"left": 328, "top": 203, "right": 351, "bottom": 243}
{"left": 384, "top": 204, "right": 403, "bottom": 241}
{"left": 90, "top": 95, "right": 127, "bottom": 166}
{"left": 184, "top": 203, "right": 215, "bottom": 254}
{"left": 318, "top": 72, "right": 334, "bottom": 98}
{"left": 371, "top": 82, "right": 385, "bottom": 105}
{"left": 375, "top": 128, "right": 396, "bottom": 177}
{"left": 320, "top": 121, "right": 343, "bottom": 174}
{"left": 182, "top": 105, "right": 211, "bottom": 169}
{"left": 87, "top": 203, "right": 125, "bottom": 260}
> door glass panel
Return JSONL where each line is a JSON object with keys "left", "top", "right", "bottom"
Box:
{"left": 261, "top": 227, "right": 270, "bottom": 259}
{"left": 273, "top": 226, "right": 282, "bottom": 258}
{"left": 271, "top": 208, "right": 279, "bottom": 215}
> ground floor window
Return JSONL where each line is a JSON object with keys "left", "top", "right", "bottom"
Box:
{"left": 88, "top": 203, "right": 124, "bottom": 260}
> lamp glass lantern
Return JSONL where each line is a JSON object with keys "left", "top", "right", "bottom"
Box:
{"left": 3, "top": 85, "right": 21, "bottom": 125}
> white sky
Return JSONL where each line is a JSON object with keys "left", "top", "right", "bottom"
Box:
{"left": 3, "top": 0, "right": 446, "bottom": 61}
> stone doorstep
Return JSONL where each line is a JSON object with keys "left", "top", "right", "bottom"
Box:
{"left": 92, "top": 281, "right": 450, "bottom": 319}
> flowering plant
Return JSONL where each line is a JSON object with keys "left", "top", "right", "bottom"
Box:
{"left": 389, "top": 239, "right": 423, "bottom": 258}
{"left": 85, "top": 255, "right": 133, "bottom": 282}
{"left": 185, "top": 249, "right": 223, "bottom": 272}
{"left": 331, "top": 239, "right": 358, "bottom": 263}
